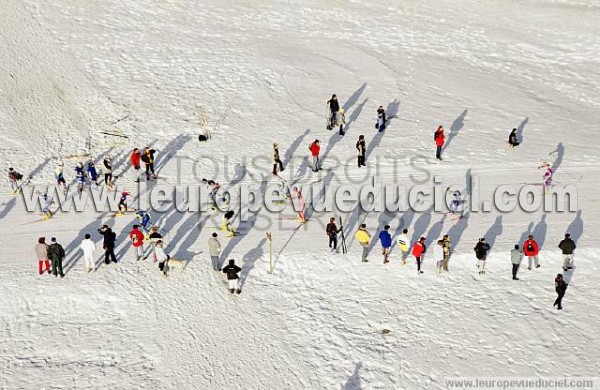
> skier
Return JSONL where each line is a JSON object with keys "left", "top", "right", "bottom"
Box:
{"left": 48, "top": 237, "right": 65, "bottom": 278}
{"left": 154, "top": 240, "right": 170, "bottom": 276}
{"left": 434, "top": 239, "right": 444, "bottom": 274}
{"left": 134, "top": 209, "right": 152, "bottom": 233}
{"left": 55, "top": 163, "right": 67, "bottom": 194}
{"left": 356, "top": 135, "right": 366, "bottom": 168}
{"left": 337, "top": 108, "right": 347, "bottom": 135}
{"left": 434, "top": 125, "right": 445, "bottom": 161}
{"left": 355, "top": 224, "right": 371, "bottom": 263}
{"left": 326, "top": 217, "right": 341, "bottom": 252}
{"left": 510, "top": 244, "right": 523, "bottom": 280}
{"left": 75, "top": 162, "right": 86, "bottom": 193}
{"left": 118, "top": 191, "right": 131, "bottom": 215}
{"left": 539, "top": 162, "right": 553, "bottom": 192}
{"left": 326, "top": 94, "right": 340, "bottom": 130}
{"left": 442, "top": 234, "right": 451, "bottom": 271}
{"left": 87, "top": 161, "right": 99, "bottom": 186}
{"left": 309, "top": 139, "right": 321, "bottom": 172}
{"left": 412, "top": 237, "right": 427, "bottom": 274}
{"left": 376, "top": 106, "right": 387, "bottom": 131}
{"left": 40, "top": 193, "right": 54, "bottom": 219}
{"left": 8, "top": 167, "right": 24, "bottom": 194}
{"left": 221, "top": 210, "right": 236, "bottom": 236}
{"left": 448, "top": 190, "right": 463, "bottom": 219}
{"left": 130, "top": 148, "right": 141, "bottom": 182}
{"left": 291, "top": 187, "right": 306, "bottom": 224}
{"left": 141, "top": 147, "right": 157, "bottom": 180}
{"left": 222, "top": 259, "right": 242, "bottom": 294}
{"left": 396, "top": 228, "right": 410, "bottom": 264}
{"left": 474, "top": 238, "right": 490, "bottom": 275}
{"left": 523, "top": 234, "right": 540, "bottom": 270}
{"left": 103, "top": 155, "right": 113, "bottom": 187}
{"left": 79, "top": 233, "right": 97, "bottom": 272}
{"left": 204, "top": 179, "right": 222, "bottom": 210}
{"left": 98, "top": 225, "right": 117, "bottom": 264}
{"left": 272, "top": 143, "right": 284, "bottom": 175}
{"left": 508, "top": 128, "right": 519, "bottom": 147}
{"left": 35, "top": 237, "right": 51, "bottom": 275}
{"left": 378, "top": 225, "right": 392, "bottom": 264}
{"left": 558, "top": 233, "right": 576, "bottom": 268}
{"left": 208, "top": 232, "right": 222, "bottom": 270}
{"left": 553, "top": 273, "right": 567, "bottom": 310}
{"left": 129, "top": 225, "right": 145, "bottom": 261}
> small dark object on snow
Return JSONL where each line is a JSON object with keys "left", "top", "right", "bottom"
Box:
{"left": 382, "top": 329, "right": 391, "bottom": 334}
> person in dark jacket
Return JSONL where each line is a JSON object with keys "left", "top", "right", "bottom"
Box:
{"left": 558, "top": 233, "right": 576, "bottom": 268}
{"left": 356, "top": 135, "right": 366, "bottom": 168}
{"left": 326, "top": 217, "right": 341, "bottom": 251}
{"left": 103, "top": 155, "right": 113, "bottom": 187}
{"left": 376, "top": 106, "right": 387, "bottom": 131}
{"left": 508, "top": 128, "right": 519, "bottom": 147}
{"left": 47, "top": 237, "right": 66, "bottom": 278}
{"left": 327, "top": 94, "right": 340, "bottom": 130}
{"left": 222, "top": 259, "right": 242, "bottom": 294}
{"left": 98, "top": 225, "right": 117, "bottom": 264}
{"left": 141, "top": 147, "right": 157, "bottom": 180}
{"left": 474, "top": 238, "right": 491, "bottom": 275}
{"left": 553, "top": 274, "right": 567, "bottom": 310}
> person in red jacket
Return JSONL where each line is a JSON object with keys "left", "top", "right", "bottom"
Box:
{"left": 309, "top": 139, "right": 321, "bottom": 172}
{"left": 434, "top": 126, "right": 445, "bottom": 160}
{"left": 129, "top": 225, "right": 145, "bottom": 261}
{"left": 523, "top": 234, "right": 540, "bottom": 270}
{"left": 411, "top": 236, "right": 427, "bottom": 274}
{"left": 130, "top": 148, "right": 141, "bottom": 182}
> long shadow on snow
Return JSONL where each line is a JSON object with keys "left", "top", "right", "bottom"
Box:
{"left": 550, "top": 142, "right": 564, "bottom": 173}
{"left": 304, "top": 168, "right": 334, "bottom": 222}
{"left": 567, "top": 210, "right": 583, "bottom": 242}
{"left": 239, "top": 238, "right": 267, "bottom": 290}
{"left": 516, "top": 117, "right": 529, "bottom": 144}
{"left": 518, "top": 222, "right": 534, "bottom": 249}
{"left": 483, "top": 215, "right": 503, "bottom": 250}
{"left": 341, "top": 362, "right": 362, "bottom": 390}
{"left": 447, "top": 212, "right": 470, "bottom": 254}
{"left": 443, "top": 109, "right": 467, "bottom": 153}
{"left": 426, "top": 215, "right": 447, "bottom": 247}
{"left": 532, "top": 214, "right": 548, "bottom": 249}
{"left": 410, "top": 209, "right": 432, "bottom": 245}
{"left": 0, "top": 198, "right": 16, "bottom": 220}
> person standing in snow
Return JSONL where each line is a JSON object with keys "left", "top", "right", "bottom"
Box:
{"left": 35, "top": 237, "right": 51, "bottom": 275}
{"left": 292, "top": 187, "right": 306, "bottom": 224}
{"left": 397, "top": 229, "right": 410, "bottom": 265}
{"left": 355, "top": 224, "right": 371, "bottom": 263}
{"left": 118, "top": 191, "right": 131, "bottom": 215}
{"left": 434, "top": 125, "right": 445, "bottom": 161}
{"left": 147, "top": 226, "right": 164, "bottom": 261}
{"left": 523, "top": 234, "right": 540, "bottom": 270}
{"left": 558, "top": 233, "right": 576, "bottom": 268}
{"left": 98, "top": 225, "right": 117, "bottom": 264}
{"left": 442, "top": 234, "right": 451, "bottom": 271}
{"left": 434, "top": 239, "right": 444, "bottom": 274}
{"left": 47, "top": 237, "right": 65, "bottom": 278}
{"left": 87, "top": 161, "right": 99, "bottom": 186}
{"left": 508, "top": 128, "right": 519, "bottom": 147}
{"left": 327, "top": 94, "right": 340, "bottom": 130}
{"left": 55, "top": 163, "right": 67, "bottom": 193}
{"left": 326, "top": 217, "right": 341, "bottom": 252}
{"left": 412, "top": 237, "right": 427, "bottom": 274}
{"left": 272, "top": 143, "right": 284, "bottom": 175}
{"left": 222, "top": 259, "right": 242, "bottom": 294}
{"left": 379, "top": 225, "right": 392, "bottom": 264}
{"left": 79, "top": 233, "right": 97, "bottom": 273}
{"left": 474, "top": 238, "right": 490, "bottom": 275}
{"left": 376, "top": 106, "right": 387, "bottom": 132}
{"left": 8, "top": 167, "right": 24, "bottom": 194}
{"left": 40, "top": 193, "right": 54, "bottom": 219}
{"left": 75, "top": 162, "right": 86, "bottom": 193}
{"left": 130, "top": 148, "right": 141, "bottom": 182}
{"left": 553, "top": 274, "right": 567, "bottom": 310}
{"left": 208, "top": 232, "right": 222, "bottom": 270}
{"left": 154, "top": 240, "right": 170, "bottom": 276}
{"left": 539, "top": 162, "right": 553, "bottom": 192}
{"left": 129, "top": 225, "right": 145, "bottom": 261}
{"left": 141, "top": 148, "right": 157, "bottom": 180}
{"left": 448, "top": 191, "right": 463, "bottom": 219}
{"left": 356, "top": 135, "right": 366, "bottom": 168}
{"left": 221, "top": 210, "right": 236, "bottom": 236}
{"left": 337, "top": 108, "right": 347, "bottom": 135}
{"left": 309, "top": 139, "right": 321, "bottom": 172}
{"left": 510, "top": 244, "right": 523, "bottom": 280}
{"left": 134, "top": 209, "right": 152, "bottom": 234}
{"left": 103, "top": 155, "right": 113, "bottom": 187}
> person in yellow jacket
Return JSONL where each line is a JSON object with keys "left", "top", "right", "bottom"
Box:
{"left": 355, "top": 224, "right": 371, "bottom": 263}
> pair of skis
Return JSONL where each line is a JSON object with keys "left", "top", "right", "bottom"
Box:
{"left": 338, "top": 216, "right": 348, "bottom": 254}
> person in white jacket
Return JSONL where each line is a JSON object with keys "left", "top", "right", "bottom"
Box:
{"left": 79, "top": 234, "right": 96, "bottom": 273}
{"left": 396, "top": 229, "right": 410, "bottom": 264}
{"left": 154, "top": 240, "right": 169, "bottom": 276}
{"left": 434, "top": 239, "right": 445, "bottom": 273}
{"left": 208, "top": 232, "right": 221, "bottom": 270}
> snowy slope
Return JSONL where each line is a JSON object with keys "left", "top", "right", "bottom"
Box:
{"left": 1, "top": 0, "right": 600, "bottom": 389}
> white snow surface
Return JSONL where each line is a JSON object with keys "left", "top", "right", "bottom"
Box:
{"left": 1, "top": 0, "right": 600, "bottom": 389}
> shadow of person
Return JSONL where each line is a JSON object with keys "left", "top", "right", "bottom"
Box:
{"left": 484, "top": 215, "right": 503, "bottom": 249}
{"left": 443, "top": 109, "right": 468, "bottom": 153}
{"left": 516, "top": 117, "right": 529, "bottom": 144}
{"left": 341, "top": 362, "right": 362, "bottom": 390}
{"left": 239, "top": 238, "right": 267, "bottom": 290}
{"left": 532, "top": 214, "right": 548, "bottom": 249}
{"left": 566, "top": 210, "right": 583, "bottom": 242}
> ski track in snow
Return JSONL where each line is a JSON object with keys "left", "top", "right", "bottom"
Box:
{"left": 2, "top": 0, "right": 600, "bottom": 388}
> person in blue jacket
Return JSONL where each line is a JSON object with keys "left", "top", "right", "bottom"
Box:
{"left": 87, "top": 161, "right": 99, "bottom": 186}
{"left": 379, "top": 225, "right": 392, "bottom": 264}
{"left": 134, "top": 209, "right": 152, "bottom": 233}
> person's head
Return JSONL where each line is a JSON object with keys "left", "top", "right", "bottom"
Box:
{"left": 315, "top": 139, "right": 320, "bottom": 144}
{"left": 512, "top": 128, "right": 517, "bottom": 132}
{"left": 403, "top": 229, "right": 408, "bottom": 234}
{"left": 514, "top": 244, "right": 519, "bottom": 250}
{"left": 8, "top": 167, "right": 14, "bottom": 172}
{"left": 384, "top": 225, "right": 390, "bottom": 231}
{"left": 51, "top": 237, "right": 57, "bottom": 243}
{"left": 420, "top": 236, "right": 426, "bottom": 242}
{"left": 437, "top": 239, "right": 443, "bottom": 245}
{"left": 229, "top": 259, "right": 235, "bottom": 266}
{"left": 339, "top": 108, "right": 345, "bottom": 114}
{"left": 38, "top": 237, "right": 45, "bottom": 244}
{"left": 360, "top": 224, "right": 366, "bottom": 229}
{"left": 151, "top": 226, "right": 159, "bottom": 233}
{"left": 133, "top": 224, "right": 139, "bottom": 230}
{"left": 156, "top": 240, "right": 163, "bottom": 247}
{"left": 331, "top": 94, "right": 337, "bottom": 99}
{"left": 528, "top": 234, "right": 533, "bottom": 239}
{"left": 438, "top": 125, "right": 443, "bottom": 130}
{"left": 379, "top": 105, "right": 383, "bottom": 109}
{"left": 565, "top": 233, "right": 571, "bottom": 239}
{"left": 556, "top": 273, "right": 563, "bottom": 280}
{"left": 443, "top": 234, "right": 449, "bottom": 239}
{"left": 212, "top": 232, "right": 218, "bottom": 237}
{"left": 480, "top": 237, "right": 486, "bottom": 242}
{"left": 359, "top": 135, "right": 365, "bottom": 140}
{"left": 273, "top": 143, "right": 278, "bottom": 148}
{"left": 85, "top": 234, "right": 91, "bottom": 239}
{"left": 330, "top": 217, "right": 335, "bottom": 223}
{"left": 133, "top": 148, "right": 138, "bottom": 152}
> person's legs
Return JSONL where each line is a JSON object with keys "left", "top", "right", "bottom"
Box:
{"left": 57, "top": 257, "right": 64, "bottom": 276}
{"left": 416, "top": 257, "right": 421, "bottom": 272}
{"left": 436, "top": 146, "right": 442, "bottom": 159}
{"left": 442, "top": 255, "right": 449, "bottom": 271}
{"left": 109, "top": 247, "right": 117, "bottom": 263}
{"left": 361, "top": 245, "right": 368, "bottom": 262}
{"left": 512, "top": 263, "right": 519, "bottom": 279}
{"left": 51, "top": 258, "right": 58, "bottom": 275}
{"left": 534, "top": 255, "right": 539, "bottom": 268}
{"left": 528, "top": 256, "right": 533, "bottom": 269}
{"left": 211, "top": 255, "right": 219, "bottom": 270}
